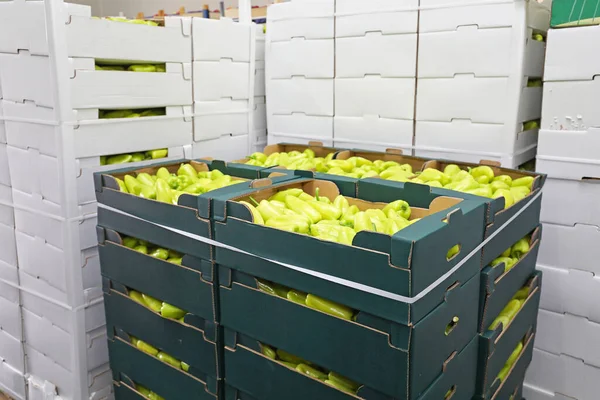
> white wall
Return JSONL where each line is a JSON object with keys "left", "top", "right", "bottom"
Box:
{"left": 76, "top": 0, "right": 272, "bottom": 17}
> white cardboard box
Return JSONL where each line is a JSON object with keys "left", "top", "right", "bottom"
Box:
{"left": 335, "top": 33, "right": 417, "bottom": 78}
{"left": 253, "top": 97, "right": 267, "bottom": 131}
{"left": 0, "top": 329, "right": 24, "bottom": 375}
{"left": 267, "top": 78, "right": 334, "bottom": 116}
{"left": 0, "top": 143, "right": 10, "bottom": 188}
{"left": 192, "top": 17, "right": 251, "bottom": 63}
{"left": 269, "top": 114, "right": 333, "bottom": 141}
{"left": 0, "top": 52, "right": 192, "bottom": 109}
{"left": 334, "top": 116, "right": 414, "bottom": 153}
{"left": 526, "top": 348, "right": 600, "bottom": 400}
{"left": 194, "top": 99, "right": 250, "bottom": 142}
{"left": 538, "top": 178, "right": 600, "bottom": 226}
{"left": 537, "top": 129, "right": 600, "bottom": 180}
{"left": 416, "top": 75, "right": 542, "bottom": 124}
{"left": 25, "top": 345, "right": 111, "bottom": 400}
{"left": 255, "top": 61, "right": 266, "bottom": 97}
{"left": 535, "top": 309, "right": 600, "bottom": 368}
{"left": 0, "top": 2, "right": 192, "bottom": 62}
{"left": 545, "top": 25, "right": 600, "bottom": 82}
{"left": 192, "top": 134, "right": 250, "bottom": 161}
{"left": 541, "top": 79, "right": 600, "bottom": 131}
{"left": 523, "top": 383, "right": 577, "bottom": 400}
{"left": 335, "top": 77, "right": 415, "bottom": 120}
{"left": 335, "top": 0, "right": 419, "bottom": 38}
{"left": 419, "top": 0, "right": 550, "bottom": 34}
{"left": 193, "top": 60, "right": 250, "bottom": 101}
{"left": 0, "top": 280, "right": 22, "bottom": 344}
{"left": 536, "top": 264, "right": 600, "bottom": 325}
{"left": 268, "top": 38, "right": 334, "bottom": 79}
{"left": 415, "top": 120, "right": 538, "bottom": 167}
{"left": 0, "top": 362, "right": 26, "bottom": 400}
{"left": 268, "top": 133, "right": 333, "bottom": 147}
{"left": 256, "top": 25, "right": 266, "bottom": 62}
{"left": 267, "top": 0, "right": 334, "bottom": 42}
{"left": 538, "top": 223, "right": 600, "bottom": 275}
{"left": 418, "top": 26, "right": 545, "bottom": 78}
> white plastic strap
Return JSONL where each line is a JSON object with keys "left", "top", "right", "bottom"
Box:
{"left": 98, "top": 190, "right": 541, "bottom": 304}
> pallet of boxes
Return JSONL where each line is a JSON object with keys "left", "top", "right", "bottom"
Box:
{"left": 96, "top": 142, "right": 545, "bottom": 399}
{"left": 524, "top": 0, "right": 600, "bottom": 398}
{"left": 0, "top": 1, "right": 193, "bottom": 398}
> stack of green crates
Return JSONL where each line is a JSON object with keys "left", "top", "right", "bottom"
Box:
{"left": 95, "top": 145, "right": 545, "bottom": 400}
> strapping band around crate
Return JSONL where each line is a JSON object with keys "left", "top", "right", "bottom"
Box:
{"left": 97, "top": 190, "right": 541, "bottom": 305}
{"left": 0, "top": 191, "right": 541, "bottom": 311}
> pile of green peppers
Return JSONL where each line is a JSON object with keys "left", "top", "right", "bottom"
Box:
{"left": 121, "top": 236, "right": 183, "bottom": 265}
{"left": 104, "top": 16, "right": 159, "bottom": 26}
{"left": 116, "top": 164, "right": 245, "bottom": 205}
{"left": 99, "top": 108, "right": 166, "bottom": 119}
{"left": 260, "top": 343, "right": 361, "bottom": 394}
{"left": 496, "top": 340, "right": 525, "bottom": 385}
{"left": 240, "top": 188, "right": 416, "bottom": 245}
{"left": 100, "top": 148, "right": 168, "bottom": 166}
{"left": 258, "top": 280, "right": 356, "bottom": 321}
{"left": 489, "top": 235, "right": 532, "bottom": 274}
{"left": 95, "top": 64, "right": 166, "bottom": 72}
{"left": 488, "top": 285, "right": 531, "bottom": 332}
{"left": 134, "top": 384, "right": 165, "bottom": 400}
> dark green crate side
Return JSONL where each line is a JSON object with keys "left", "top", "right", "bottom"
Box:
{"left": 474, "top": 332, "right": 535, "bottom": 400}
{"left": 479, "top": 227, "right": 542, "bottom": 331}
{"left": 224, "top": 330, "right": 478, "bottom": 400}
{"left": 413, "top": 335, "right": 478, "bottom": 400}
{"left": 358, "top": 178, "right": 543, "bottom": 268}
{"left": 476, "top": 272, "right": 542, "bottom": 398}
{"left": 218, "top": 269, "right": 479, "bottom": 399}
{"left": 217, "top": 241, "right": 478, "bottom": 325}
{"left": 481, "top": 193, "right": 542, "bottom": 267}
{"left": 98, "top": 230, "right": 216, "bottom": 321}
{"left": 103, "top": 284, "right": 221, "bottom": 379}
{"left": 223, "top": 386, "right": 260, "bottom": 400}
{"left": 212, "top": 179, "right": 486, "bottom": 297}
{"left": 108, "top": 336, "right": 220, "bottom": 400}
{"left": 551, "top": 0, "right": 600, "bottom": 27}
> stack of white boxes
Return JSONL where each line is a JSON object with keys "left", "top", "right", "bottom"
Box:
{"left": 0, "top": 1, "right": 195, "bottom": 398}
{"left": 415, "top": 0, "right": 549, "bottom": 167}
{"left": 253, "top": 24, "right": 268, "bottom": 153}
{"left": 524, "top": 24, "right": 600, "bottom": 400}
{"left": 191, "top": 18, "right": 255, "bottom": 161}
{"left": 266, "top": 0, "right": 335, "bottom": 146}
{"left": 334, "top": 0, "right": 417, "bottom": 153}
{"left": 0, "top": 77, "right": 26, "bottom": 400}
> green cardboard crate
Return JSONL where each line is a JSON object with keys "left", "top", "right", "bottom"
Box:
{"left": 223, "top": 330, "right": 478, "bottom": 400}
{"left": 552, "top": 0, "right": 600, "bottom": 27}
{"left": 218, "top": 256, "right": 480, "bottom": 400}
{"left": 475, "top": 331, "right": 535, "bottom": 400}
{"left": 103, "top": 278, "right": 222, "bottom": 380}
{"left": 207, "top": 178, "right": 486, "bottom": 300}
{"left": 358, "top": 161, "right": 544, "bottom": 268}
{"left": 108, "top": 333, "right": 221, "bottom": 400}
{"left": 97, "top": 208, "right": 217, "bottom": 321}
{"left": 476, "top": 272, "right": 542, "bottom": 399}
{"left": 479, "top": 226, "right": 542, "bottom": 332}
{"left": 94, "top": 159, "right": 299, "bottom": 238}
